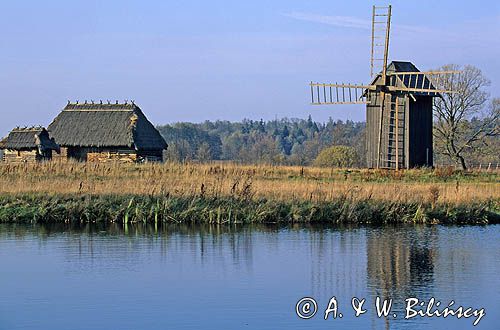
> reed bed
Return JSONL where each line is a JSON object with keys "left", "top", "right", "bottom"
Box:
{"left": 0, "top": 161, "right": 498, "bottom": 204}
{"left": 0, "top": 162, "right": 498, "bottom": 224}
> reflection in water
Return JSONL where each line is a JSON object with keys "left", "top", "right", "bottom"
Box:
{"left": 0, "top": 223, "right": 498, "bottom": 330}
{"left": 365, "top": 226, "right": 438, "bottom": 329}
{"left": 307, "top": 227, "right": 367, "bottom": 298}
{"left": 1, "top": 223, "right": 262, "bottom": 275}
{"left": 367, "top": 226, "right": 437, "bottom": 297}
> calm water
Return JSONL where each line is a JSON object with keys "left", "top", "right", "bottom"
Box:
{"left": 0, "top": 223, "right": 498, "bottom": 330}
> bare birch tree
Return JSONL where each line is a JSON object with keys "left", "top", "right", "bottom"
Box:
{"left": 433, "top": 64, "right": 498, "bottom": 169}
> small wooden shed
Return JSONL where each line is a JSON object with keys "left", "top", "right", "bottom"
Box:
{"left": 48, "top": 102, "right": 168, "bottom": 162}
{"left": 0, "top": 127, "right": 60, "bottom": 162}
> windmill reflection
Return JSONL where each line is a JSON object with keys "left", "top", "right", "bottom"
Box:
{"left": 304, "top": 225, "right": 437, "bottom": 329}
{"left": 366, "top": 226, "right": 437, "bottom": 329}
{"left": 366, "top": 226, "right": 437, "bottom": 298}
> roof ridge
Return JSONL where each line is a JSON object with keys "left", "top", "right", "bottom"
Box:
{"left": 64, "top": 100, "right": 139, "bottom": 106}
{"left": 62, "top": 109, "right": 134, "bottom": 112}
{"left": 11, "top": 126, "right": 46, "bottom": 132}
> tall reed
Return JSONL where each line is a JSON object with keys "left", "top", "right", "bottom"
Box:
{"left": 0, "top": 161, "right": 497, "bottom": 205}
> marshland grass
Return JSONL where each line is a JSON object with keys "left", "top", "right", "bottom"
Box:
{"left": 0, "top": 193, "right": 498, "bottom": 225}
{"left": 0, "top": 162, "right": 498, "bottom": 224}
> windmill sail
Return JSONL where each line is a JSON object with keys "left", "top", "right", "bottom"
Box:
{"left": 370, "top": 5, "right": 392, "bottom": 80}
{"left": 387, "top": 71, "right": 461, "bottom": 94}
{"left": 310, "top": 82, "right": 374, "bottom": 105}
{"left": 370, "top": 5, "right": 392, "bottom": 167}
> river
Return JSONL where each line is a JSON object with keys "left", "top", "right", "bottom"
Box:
{"left": 0, "top": 223, "right": 498, "bottom": 329}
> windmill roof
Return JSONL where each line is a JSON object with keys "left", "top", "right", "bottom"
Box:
{"left": 47, "top": 102, "right": 168, "bottom": 150}
{"left": 0, "top": 127, "right": 59, "bottom": 151}
{"left": 367, "top": 61, "right": 439, "bottom": 97}
{"left": 387, "top": 61, "right": 420, "bottom": 73}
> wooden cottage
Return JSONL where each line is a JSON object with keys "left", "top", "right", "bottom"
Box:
{"left": 0, "top": 127, "right": 59, "bottom": 162}
{"left": 48, "top": 102, "right": 167, "bottom": 162}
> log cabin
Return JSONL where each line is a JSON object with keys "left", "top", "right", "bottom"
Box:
{"left": 48, "top": 101, "right": 168, "bottom": 162}
{"left": 0, "top": 127, "right": 59, "bottom": 162}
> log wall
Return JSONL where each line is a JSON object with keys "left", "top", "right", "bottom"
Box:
{"left": 1, "top": 149, "right": 42, "bottom": 163}
{"left": 87, "top": 151, "right": 138, "bottom": 163}
{"left": 44, "top": 147, "right": 163, "bottom": 163}
{"left": 51, "top": 147, "right": 68, "bottom": 162}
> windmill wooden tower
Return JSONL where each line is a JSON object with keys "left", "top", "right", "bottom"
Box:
{"left": 310, "top": 5, "right": 460, "bottom": 169}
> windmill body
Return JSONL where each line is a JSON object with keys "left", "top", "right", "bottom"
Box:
{"left": 310, "top": 5, "right": 460, "bottom": 169}
{"left": 366, "top": 61, "right": 437, "bottom": 169}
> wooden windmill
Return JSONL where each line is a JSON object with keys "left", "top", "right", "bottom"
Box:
{"left": 310, "top": 5, "right": 460, "bottom": 169}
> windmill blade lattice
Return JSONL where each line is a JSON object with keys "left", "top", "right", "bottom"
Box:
{"left": 387, "top": 71, "right": 461, "bottom": 94}
{"left": 371, "top": 5, "right": 392, "bottom": 79}
{"left": 310, "top": 82, "right": 374, "bottom": 105}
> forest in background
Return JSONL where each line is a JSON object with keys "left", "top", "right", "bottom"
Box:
{"left": 158, "top": 116, "right": 365, "bottom": 166}
{"left": 157, "top": 116, "right": 499, "bottom": 167}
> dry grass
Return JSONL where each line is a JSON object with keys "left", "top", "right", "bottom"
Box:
{"left": 0, "top": 161, "right": 498, "bottom": 205}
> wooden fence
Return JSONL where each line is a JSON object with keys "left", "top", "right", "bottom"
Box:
{"left": 435, "top": 163, "right": 500, "bottom": 172}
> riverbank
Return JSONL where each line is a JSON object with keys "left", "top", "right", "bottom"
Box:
{"left": 0, "top": 193, "right": 498, "bottom": 225}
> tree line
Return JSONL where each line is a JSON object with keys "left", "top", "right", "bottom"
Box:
{"left": 157, "top": 116, "right": 365, "bottom": 166}
{"left": 157, "top": 115, "right": 498, "bottom": 168}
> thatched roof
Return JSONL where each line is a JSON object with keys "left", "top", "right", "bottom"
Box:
{"left": 0, "top": 127, "right": 59, "bottom": 151}
{"left": 48, "top": 102, "right": 167, "bottom": 150}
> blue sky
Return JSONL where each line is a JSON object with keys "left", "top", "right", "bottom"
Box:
{"left": 1, "top": 0, "right": 499, "bottom": 136}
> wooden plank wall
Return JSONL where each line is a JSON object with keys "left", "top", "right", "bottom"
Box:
{"left": 404, "top": 95, "right": 410, "bottom": 169}
{"left": 408, "top": 96, "right": 433, "bottom": 167}
{"left": 366, "top": 92, "right": 433, "bottom": 169}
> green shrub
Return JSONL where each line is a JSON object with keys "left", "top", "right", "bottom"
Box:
{"left": 314, "top": 145, "right": 359, "bottom": 168}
